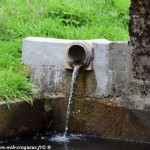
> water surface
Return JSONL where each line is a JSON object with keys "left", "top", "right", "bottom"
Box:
{"left": 0, "top": 133, "right": 150, "bottom": 150}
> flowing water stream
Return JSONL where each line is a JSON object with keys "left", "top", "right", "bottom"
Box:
{"left": 64, "top": 67, "right": 79, "bottom": 136}
{"left": 50, "top": 66, "right": 80, "bottom": 142}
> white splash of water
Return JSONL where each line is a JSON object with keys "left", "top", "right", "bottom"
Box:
{"left": 50, "top": 134, "right": 70, "bottom": 142}
{"left": 49, "top": 133, "right": 83, "bottom": 143}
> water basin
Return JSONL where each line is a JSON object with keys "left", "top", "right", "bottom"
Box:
{"left": 0, "top": 133, "right": 150, "bottom": 150}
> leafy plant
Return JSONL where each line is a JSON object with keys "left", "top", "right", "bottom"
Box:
{"left": 49, "top": 3, "right": 93, "bottom": 27}
{"left": 0, "top": 69, "right": 33, "bottom": 107}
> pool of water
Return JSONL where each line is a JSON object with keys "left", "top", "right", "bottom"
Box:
{"left": 0, "top": 133, "right": 150, "bottom": 150}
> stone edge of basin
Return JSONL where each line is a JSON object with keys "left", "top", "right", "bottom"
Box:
{"left": 0, "top": 100, "right": 52, "bottom": 141}
{"left": 0, "top": 98, "right": 150, "bottom": 142}
{"left": 45, "top": 97, "right": 150, "bottom": 142}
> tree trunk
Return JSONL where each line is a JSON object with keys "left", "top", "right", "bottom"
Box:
{"left": 129, "top": 0, "right": 150, "bottom": 80}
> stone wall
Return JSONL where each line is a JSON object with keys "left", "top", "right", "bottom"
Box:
{"left": 22, "top": 38, "right": 133, "bottom": 99}
{"left": 45, "top": 98, "right": 150, "bottom": 142}
{"left": 21, "top": 36, "right": 150, "bottom": 141}
{"left": 0, "top": 100, "right": 52, "bottom": 140}
{"left": 22, "top": 38, "right": 111, "bottom": 98}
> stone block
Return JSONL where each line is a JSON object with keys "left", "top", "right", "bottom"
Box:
{"left": 0, "top": 100, "right": 52, "bottom": 140}
{"left": 46, "top": 98, "right": 150, "bottom": 142}
{"left": 109, "top": 42, "right": 127, "bottom": 71}
{"left": 22, "top": 37, "right": 111, "bottom": 98}
{"left": 109, "top": 71, "right": 127, "bottom": 96}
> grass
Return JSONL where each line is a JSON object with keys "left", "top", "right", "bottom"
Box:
{"left": 0, "top": 0, "right": 130, "bottom": 103}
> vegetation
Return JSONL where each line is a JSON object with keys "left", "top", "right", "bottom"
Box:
{"left": 0, "top": 0, "right": 130, "bottom": 103}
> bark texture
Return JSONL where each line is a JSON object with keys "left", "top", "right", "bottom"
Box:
{"left": 129, "top": 0, "right": 150, "bottom": 80}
